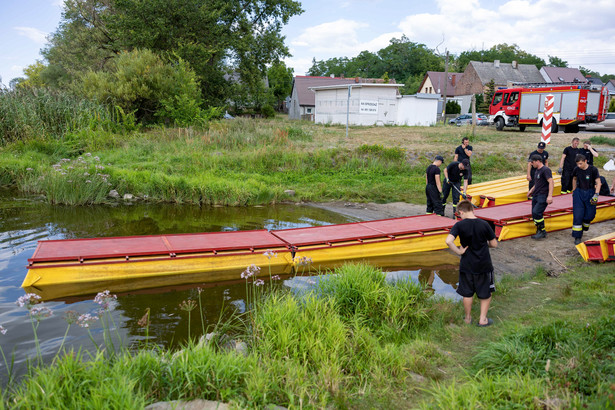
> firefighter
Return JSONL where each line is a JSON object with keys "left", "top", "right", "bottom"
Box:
{"left": 558, "top": 137, "right": 581, "bottom": 193}
{"left": 454, "top": 137, "right": 473, "bottom": 184}
{"left": 425, "top": 155, "right": 444, "bottom": 216}
{"left": 581, "top": 141, "right": 599, "bottom": 166}
{"left": 442, "top": 159, "right": 469, "bottom": 216}
{"left": 526, "top": 141, "right": 548, "bottom": 191}
{"left": 527, "top": 154, "right": 554, "bottom": 240}
{"left": 571, "top": 154, "right": 601, "bottom": 245}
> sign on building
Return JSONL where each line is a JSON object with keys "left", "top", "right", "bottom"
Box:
{"left": 359, "top": 100, "right": 379, "bottom": 114}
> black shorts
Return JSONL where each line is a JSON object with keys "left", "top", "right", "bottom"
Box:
{"left": 456, "top": 270, "right": 495, "bottom": 299}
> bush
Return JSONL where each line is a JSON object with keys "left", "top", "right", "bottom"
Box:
{"left": 446, "top": 100, "right": 461, "bottom": 114}
{"left": 77, "top": 49, "right": 205, "bottom": 126}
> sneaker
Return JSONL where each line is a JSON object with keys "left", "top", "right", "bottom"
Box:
{"left": 531, "top": 230, "right": 547, "bottom": 239}
{"left": 574, "top": 237, "right": 583, "bottom": 245}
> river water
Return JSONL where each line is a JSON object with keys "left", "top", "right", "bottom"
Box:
{"left": 0, "top": 189, "right": 460, "bottom": 385}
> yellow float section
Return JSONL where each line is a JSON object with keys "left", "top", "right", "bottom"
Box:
{"left": 23, "top": 232, "right": 462, "bottom": 300}
{"left": 497, "top": 203, "right": 615, "bottom": 241}
{"left": 575, "top": 231, "right": 615, "bottom": 262}
{"left": 466, "top": 174, "right": 561, "bottom": 207}
{"left": 23, "top": 248, "right": 293, "bottom": 300}
{"left": 292, "top": 231, "right": 459, "bottom": 266}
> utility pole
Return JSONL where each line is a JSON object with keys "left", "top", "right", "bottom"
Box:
{"left": 471, "top": 94, "right": 477, "bottom": 137}
{"left": 346, "top": 85, "right": 351, "bottom": 138}
{"left": 442, "top": 50, "right": 449, "bottom": 124}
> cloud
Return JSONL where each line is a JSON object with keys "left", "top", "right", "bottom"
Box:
{"left": 14, "top": 27, "right": 48, "bottom": 45}
{"left": 291, "top": 19, "right": 370, "bottom": 53}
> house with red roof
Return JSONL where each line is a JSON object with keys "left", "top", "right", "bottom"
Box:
{"left": 539, "top": 66, "right": 587, "bottom": 84}
{"left": 418, "top": 71, "right": 463, "bottom": 97}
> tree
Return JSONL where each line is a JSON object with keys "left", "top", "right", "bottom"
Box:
{"left": 477, "top": 79, "right": 495, "bottom": 112}
{"left": 548, "top": 56, "right": 568, "bottom": 67}
{"left": 43, "top": 0, "right": 303, "bottom": 106}
{"left": 267, "top": 61, "right": 293, "bottom": 111}
{"left": 578, "top": 66, "right": 601, "bottom": 78}
{"left": 446, "top": 100, "right": 461, "bottom": 114}
{"left": 456, "top": 43, "right": 545, "bottom": 72}
{"left": 17, "top": 61, "right": 48, "bottom": 89}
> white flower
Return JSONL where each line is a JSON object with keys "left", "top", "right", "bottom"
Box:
{"left": 254, "top": 279, "right": 265, "bottom": 286}
{"left": 94, "top": 290, "right": 117, "bottom": 310}
{"left": 26, "top": 167, "right": 33, "bottom": 171}
{"left": 0, "top": 325, "right": 6, "bottom": 335}
{"left": 84, "top": 172, "right": 90, "bottom": 176}
{"left": 29, "top": 306, "right": 53, "bottom": 321}
{"left": 263, "top": 250, "right": 277, "bottom": 259}
{"left": 16, "top": 293, "right": 41, "bottom": 309}
{"left": 241, "top": 264, "right": 261, "bottom": 279}
{"left": 85, "top": 152, "right": 92, "bottom": 157}
{"left": 77, "top": 313, "right": 99, "bottom": 328}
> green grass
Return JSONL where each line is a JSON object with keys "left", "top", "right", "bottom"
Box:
{"left": 4, "top": 262, "right": 614, "bottom": 409}
{"left": 590, "top": 135, "right": 615, "bottom": 146}
{"left": 0, "top": 117, "right": 523, "bottom": 205}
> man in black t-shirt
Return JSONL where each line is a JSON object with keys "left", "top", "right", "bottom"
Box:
{"left": 571, "top": 154, "right": 602, "bottom": 245}
{"left": 442, "top": 159, "right": 469, "bottom": 216}
{"left": 526, "top": 141, "right": 549, "bottom": 190}
{"left": 454, "top": 137, "right": 473, "bottom": 184}
{"left": 527, "top": 154, "right": 554, "bottom": 239}
{"left": 445, "top": 200, "right": 498, "bottom": 327}
{"left": 581, "top": 141, "right": 599, "bottom": 166}
{"left": 425, "top": 155, "right": 444, "bottom": 216}
{"left": 558, "top": 137, "right": 581, "bottom": 193}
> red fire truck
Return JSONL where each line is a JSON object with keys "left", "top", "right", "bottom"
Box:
{"left": 488, "top": 83, "right": 609, "bottom": 133}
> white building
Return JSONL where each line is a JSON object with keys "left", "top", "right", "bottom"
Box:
{"left": 309, "top": 83, "right": 439, "bottom": 126}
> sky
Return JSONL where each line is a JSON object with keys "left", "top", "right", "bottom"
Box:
{"left": 1, "top": 0, "right": 615, "bottom": 87}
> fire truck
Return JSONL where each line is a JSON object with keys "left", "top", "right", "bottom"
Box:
{"left": 488, "top": 83, "right": 609, "bottom": 133}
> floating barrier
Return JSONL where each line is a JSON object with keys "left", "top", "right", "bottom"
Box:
{"left": 576, "top": 231, "right": 615, "bottom": 262}
{"left": 23, "top": 214, "right": 459, "bottom": 299}
{"left": 466, "top": 174, "right": 562, "bottom": 207}
{"left": 472, "top": 194, "right": 615, "bottom": 241}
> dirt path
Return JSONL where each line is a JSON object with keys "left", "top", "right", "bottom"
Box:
{"left": 308, "top": 200, "right": 615, "bottom": 278}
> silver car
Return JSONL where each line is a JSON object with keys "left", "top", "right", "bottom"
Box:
{"left": 583, "top": 112, "right": 615, "bottom": 131}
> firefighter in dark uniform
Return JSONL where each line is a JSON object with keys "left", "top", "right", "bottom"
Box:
{"left": 581, "top": 141, "right": 599, "bottom": 166}
{"left": 526, "top": 141, "right": 548, "bottom": 190}
{"left": 425, "top": 155, "right": 444, "bottom": 216}
{"left": 442, "top": 159, "right": 469, "bottom": 216}
{"left": 454, "top": 137, "right": 473, "bottom": 184}
{"left": 527, "top": 154, "right": 554, "bottom": 239}
{"left": 571, "top": 154, "right": 602, "bottom": 245}
{"left": 558, "top": 137, "right": 581, "bottom": 193}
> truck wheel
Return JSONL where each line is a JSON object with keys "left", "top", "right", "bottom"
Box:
{"left": 519, "top": 125, "right": 526, "bottom": 132}
{"left": 551, "top": 120, "right": 558, "bottom": 134}
{"left": 495, "top": 117, "right": 505, "bottom": 131}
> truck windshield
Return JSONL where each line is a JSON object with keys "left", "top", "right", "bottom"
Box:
{"left": 493, "top": 93, "right": 503, "bottom": 105}
{"left": 504, "top": 92, "right": 519, "bottom": 105}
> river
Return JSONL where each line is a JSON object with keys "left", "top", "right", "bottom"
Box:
{"left": 0, "top": 188, "right": 460, "bottom": 385}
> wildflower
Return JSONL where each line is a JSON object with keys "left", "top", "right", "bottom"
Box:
{"left": 197, "top": 287, "right": 203, "bottom": 294}
{"left": 95, "top": 165, "right": 105, "bottom": 170}
{"left": 86, "top": 180, "right": 92, "bottom": 183}
{"left": 272, "top": 275, "right": 281, "bottom": 280}
{"left": 29, "top": 306, "right": 53, "bottom": 321}
{"left": 241, "top": 264, "right": 260, "bottom": 279}
{"left": 93, "top": 156, "right": 100, "bottom": 161}
{"left": 84, "top": 172, "right": 90, "bottom": 176}
{"left": 61, "top": 158, "right": 71, "bottom": 162}
{"left": 254, "top": 279, "right": 265, "bottom": 286}
{"left": 179, "top": 299, "right": 197, "bottom": 312}
{"left": 94, "top": 290, "right": 117, "bottom": 310}
{"left": 307, "top": 279, "right": 316, "bottom": 285}
{"left": 295, "top": 256, "right": 313, "bottom": 266}
{"left": 77, "top": 313, "right": 99, "bottom": 328}
{"left": 67, "top": 166, "right": 74, "bottom": 170}
{"left": 85, "top": 152, "right": 92, "bottom": 157}
{"left": 26, "top": 167, "right": 33, "bottom": 171}
{"left": 63, "top": 310, "right": 79, "bottom": 325}
{"left": 263, "top": 250, "right": 277, "bottom": 259}
{"left": 0, "top": 325, "right": 6, "bottom": 335}
{"left": 60, "top": 172, "right": 67, "bottom": 176}
{"left": 67, "top": 180, "right": 72, "bottom": 183}
{"left": 16, "top": 293, "right": 42, "bottom": 309}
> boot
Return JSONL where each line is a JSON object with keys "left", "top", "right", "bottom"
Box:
{"left": 531, "top": 230, "right": 547, "bottom": 240}
{"left": 574, "top": 237, "right": 583, "bottom": 245}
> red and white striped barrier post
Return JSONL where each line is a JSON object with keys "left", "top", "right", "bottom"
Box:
{"left": 541, "top": 94, "right": 554, "bottom": 144}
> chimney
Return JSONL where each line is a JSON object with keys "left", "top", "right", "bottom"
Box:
{"left": 451, "top": 74, "right": 456, "bottom": 87}
{"left": 512, "top": 60, "right": 518, "bottom": 69}
{"left": 494, "top": 60, "right": 500, "bottom": 68}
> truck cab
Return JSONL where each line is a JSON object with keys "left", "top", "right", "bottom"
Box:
{"left": 489, "top": 88, "right": 522, "bottom": 131}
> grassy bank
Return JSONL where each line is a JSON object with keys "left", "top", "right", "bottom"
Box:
{"left": 1, "top": 117, "right": 549, "bottom": 206}
{"left": 2, "top": 262, "right": 614, "bottom": 408}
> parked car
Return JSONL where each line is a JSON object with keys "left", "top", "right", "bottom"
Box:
{"left": 449, "top": 113, "right": 489, "bottom": 126}
{"left": 582, "top": 112, "right": 615, "bottom": 131}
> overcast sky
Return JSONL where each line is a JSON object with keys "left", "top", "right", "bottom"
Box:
{"left": 2, "top": 0, "right": 615, "bottom": 86}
